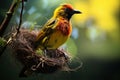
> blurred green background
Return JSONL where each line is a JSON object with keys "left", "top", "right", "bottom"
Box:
{"left": 0, "top": 0, "right": 120, "bottom": 80}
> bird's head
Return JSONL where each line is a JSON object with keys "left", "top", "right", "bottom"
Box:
{"left": 53, "top": 4, "right": 82, "bottom": 20}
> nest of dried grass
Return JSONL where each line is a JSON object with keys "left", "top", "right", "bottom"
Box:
{"left": 10, "top": 29, "right": 70, "bottom": 77}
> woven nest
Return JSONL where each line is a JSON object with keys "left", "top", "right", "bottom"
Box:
{"left": 10, "top": 29, "right": 70, "bottom": 77}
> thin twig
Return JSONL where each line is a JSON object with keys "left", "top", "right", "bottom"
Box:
{"left": 17, "top": 0, "right": 24, "bottom": 33}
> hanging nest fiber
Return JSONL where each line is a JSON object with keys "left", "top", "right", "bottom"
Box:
{"left": 10, "top": 29, "right": 70, "bottom": 77}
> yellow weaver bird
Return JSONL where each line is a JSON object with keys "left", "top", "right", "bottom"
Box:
{"left": 35, "top": 4, "right": 81, "bottom": 50}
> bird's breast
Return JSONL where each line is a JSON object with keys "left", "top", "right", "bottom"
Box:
{"left": 46, "top": 30, "right": 69, "bottom": 49}
{"left": 56, "top": 20, "right": 72, "bottom": 36}
{"left": 45, "top": 20, "right": 72, "bottom": 49}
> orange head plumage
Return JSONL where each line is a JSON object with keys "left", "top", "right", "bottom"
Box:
{"left": 53, "top": 4, "right": 82, "bottom": 20}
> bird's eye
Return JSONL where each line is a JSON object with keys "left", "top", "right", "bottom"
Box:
{"left": 64, "top": 8, "right": 71, "bottom": 13}
{"left": 64, "top": 8, "right": 68, "bottom": 12}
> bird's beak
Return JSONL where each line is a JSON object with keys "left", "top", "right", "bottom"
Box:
{"left": 73, "top": 10, "right": 82, "bottom": 14}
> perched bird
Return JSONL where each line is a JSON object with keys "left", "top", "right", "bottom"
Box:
{"left": 35, "top": 4, "right": 81, "bottom": 50}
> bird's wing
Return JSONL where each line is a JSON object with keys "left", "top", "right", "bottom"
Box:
{"left": 42, "top": 18, "right": 57, "bottom": 33}
{"left": 43, "top": 18, "right": 58, "bottom": 30}
{"left": 35, "top": 18, "right": 58, "bottom": 48}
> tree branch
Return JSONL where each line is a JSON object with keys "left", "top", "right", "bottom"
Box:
{"left": 0, "top": 0, "right": 21, "bottom": 37}
{"left": 0, "top": 0, "right": 25, "bottom": 56}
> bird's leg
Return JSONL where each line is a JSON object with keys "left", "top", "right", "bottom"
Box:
{"left": 43, "top": 47, "right": 48, "bottom": 57}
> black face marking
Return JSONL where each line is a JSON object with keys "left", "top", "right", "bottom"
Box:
{"left": 64, "top": 8, "right": 74, "bottom": 20}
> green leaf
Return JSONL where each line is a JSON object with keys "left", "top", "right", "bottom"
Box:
{"left": 0, "top": 37, "right": 7, "bottom": 47}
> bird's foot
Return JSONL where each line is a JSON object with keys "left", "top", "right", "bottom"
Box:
{"left": 43, "top": 49, "right": 48, "bottom": 57}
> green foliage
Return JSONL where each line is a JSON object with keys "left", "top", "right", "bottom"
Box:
{"left": 0, "top": 37, "right": 7, "bottom": 47}
{"left": 29, "top": 22, "right": 37, "bottom": 31}
{"left": 35, "top": 48, "right": 44, "bottom": 56}
{"left": 0, "top": 37, "right": 7, "bottom": 52}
